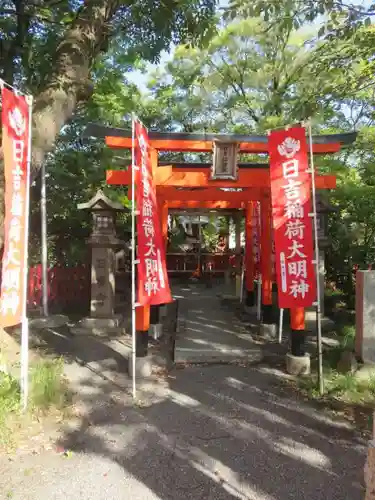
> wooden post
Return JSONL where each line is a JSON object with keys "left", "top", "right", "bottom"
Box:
{"left": 245, "top": 202, "right": 255, "bottom": 306}
{"left": 260, "top": 194, "right": 273, "bottom": 323}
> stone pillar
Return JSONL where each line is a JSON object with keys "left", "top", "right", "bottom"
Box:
{"left": 91, "top": 246, "right": 116, "bottom": 318}
{"left": 72, "top": 190, "right": 126, "bottom": 336}
{"left": 355, "top": 271, "right": 375, "bottom": 363}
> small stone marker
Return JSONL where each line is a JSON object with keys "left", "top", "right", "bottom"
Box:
{"left": 355, "top": 271, "right": 375, "bottom": 363}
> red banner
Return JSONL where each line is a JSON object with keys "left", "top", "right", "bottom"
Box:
{"left": 134, "top": 120, "right": 172, "bottom": 305}
{"left": 269, "top": 126, "right": 316, "bottom": 308}
{"left": 1, "top": 87, "right": 31, "bottom": 327}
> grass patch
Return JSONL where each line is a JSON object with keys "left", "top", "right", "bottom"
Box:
{"left": 295, "top": 322, "right": 375, "bottom": 432}
{"left": 0, "top": 357, "right": 70, "bottom": 450}
{"left": 299, "top": 369, "right": 375, "bottom": 405}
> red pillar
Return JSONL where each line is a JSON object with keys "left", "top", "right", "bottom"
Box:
{"left": 245, "top": 203, "right": 255, "bottom": 306}
{"left": 290, "top": 307, "right": 306, "bottom": 356}
{"left": 158, "top": 199, "right": 169, "bottom": 251}
{"left": 135, "top": 147, "right": 159, "bottom": 353}
{"left": 260, "top": 193, "right": 273, "bottom": 322}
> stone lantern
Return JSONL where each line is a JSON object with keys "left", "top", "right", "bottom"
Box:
{"left": 315, "top": 192, "right": 337, "bottom": 315}
{"left": 73, "top": 190, "right": 127, "bottom": 335}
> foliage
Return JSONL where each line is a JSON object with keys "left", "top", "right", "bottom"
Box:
{"left": 201, "top": 220, "right": 220, "bottom": 251}
{"left": 226, "top": 0, "right": 375, "bottom": 39}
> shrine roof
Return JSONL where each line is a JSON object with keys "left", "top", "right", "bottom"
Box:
{"left": 84, "top": 123, "right": 357, "bottom": 147}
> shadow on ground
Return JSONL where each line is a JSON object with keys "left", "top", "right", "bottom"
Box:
{"left": 52, "top": 363, "right": 366, "bottom": 500}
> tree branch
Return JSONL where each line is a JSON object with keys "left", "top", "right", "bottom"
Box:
{"left": 210, "top": 56, "right": 260, "bottom": 123}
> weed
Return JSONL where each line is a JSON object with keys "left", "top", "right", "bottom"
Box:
{"left": 338, "top": 325, "right": 355, "bottom": 350}
{"left": 29, "top": 357, "right": 67, "bottom": 410}
{"left": 0, "top": 357, "right": 69, "bottom": 449}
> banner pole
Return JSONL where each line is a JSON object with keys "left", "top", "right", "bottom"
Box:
{"left": 257, "top": 276, "right": 262, "bottom": 321}
{"left": 278, "top": 308, "right": 284, "bottom": 343}
{"left": 131, "top": 116, "right": 137, "bottom": 400}
{"left": 308, "top": 121, "right": 324, "bottom": 396}
{"left": 40, "top": 161, "right": 48, "bottom": 317}
{"left": 256, "top": 200, "right": 262, "bottom": 321}
{"left": 240, "top": 255, "right": 245, "bottom": 304}
{"left": 20, "top": 95, "right": 33, "bottom": 411}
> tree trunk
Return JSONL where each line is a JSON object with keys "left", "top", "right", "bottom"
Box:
{"left": 0, "top": 0, "right": 121, "bottom": 247}
{"left": 32, "top": 0, "right": 121, "bottom": 175}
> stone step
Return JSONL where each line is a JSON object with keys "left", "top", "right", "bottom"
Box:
{"left": 174, "top": 347, "right": 263, "bottom": 365}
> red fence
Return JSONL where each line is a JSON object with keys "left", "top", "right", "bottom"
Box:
{"left": 27, "top": 264, "right": 90, "bottom": 311}
{"left": 167, "top": 253, "right": 237, "bottom": 274}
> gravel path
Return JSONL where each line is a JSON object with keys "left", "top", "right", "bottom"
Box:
{"left": 0, "top": 363, "right": 366, "bottom": 500}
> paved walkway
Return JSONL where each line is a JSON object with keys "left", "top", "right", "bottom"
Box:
{"left": 1, "top": 362, "right": 366, "bottom": 500}
{"left": 173, "top": 283, "right": 262, "bottom": 364}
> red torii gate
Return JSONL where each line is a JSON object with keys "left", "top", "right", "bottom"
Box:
{"left": 84, "top": 124, "right": 356, "bottom": 355}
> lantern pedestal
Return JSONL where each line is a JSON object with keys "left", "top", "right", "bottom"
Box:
{"left": 29, "top": 315, "right": 68, "bottom": 329}
{"left": 71, "top": 315, "right": 127, "bottom": 337}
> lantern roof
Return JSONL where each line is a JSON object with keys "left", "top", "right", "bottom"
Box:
{"left": 77, "top": 189, "right": 125, "bottom": 211}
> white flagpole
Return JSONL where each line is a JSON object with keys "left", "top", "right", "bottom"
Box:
{"left": 307, "top": 121, "right": 324, "bottom": 396}
{"left": 256, "top": 201, "right": 262, "bottom": 321}
{"left": 240, "top": 255, "right": 245, "bottom": 304}
{"left": 21, "top": 94, "right": 33, "bottom": 411}
{"left": 40, "top": 161, "right": 48, "bottom": 317}
{"left": 131, "top": 116, "right": 137, "bottom": 400}
{"left": 257, "top": 276, "right": 262, "bottom": 321}
{"left": 278, "top": 308, "right": 284, "bottom": 343}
